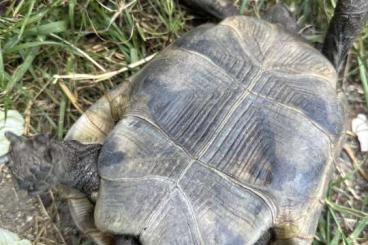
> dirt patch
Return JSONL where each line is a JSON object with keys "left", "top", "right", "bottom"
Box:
{"left": 0, "top": 165, "right": 90, "bottom": 245}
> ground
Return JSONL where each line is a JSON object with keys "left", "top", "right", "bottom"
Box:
{"left": 0, "top": 0, "right": 367, "bottom": 244}
{"left": 0, "top": 164, "right": 90, "bottom": 244}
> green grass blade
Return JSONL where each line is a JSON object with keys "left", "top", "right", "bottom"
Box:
{"left": 326, "top": 199, "right": 368, "bottom": 218}
{"left": 6, "top": 46, "right": 39, "bottom": 93}
{"left": 240, "top": 0, "right": 248, "bottom": 14}
{"left": 0, "top": 40, "right": 9, "bottom": 111}
{"left": 358, "top": 55, "right": 368, "bottom": 109}
{"left": 42, "top": 111, "right": 58, "bottom": 130}
{"left": 58, "top": 95, "right": 66, "bottom": 139}
{"left": 328, "top": 207, "right": 348, "bottom": 245}
{"left": 5, "top": 0, "right": 62, "bottom": 38}
{"left": 4, "top": 41, "right": 66, "bottom": 54}
{"left": 13, "top": 0, "right": 26, "bottom": 16}
{"left": 330, "top": 231, "right": 341, "bottom": 245}
{"left": 347, "top": 217, "right": 368, "bottom": 243}
{"left": 0, "top": 41, "right": 4, "bottom": 85}
{"left": 17, "top": 0, "right": 36, "bottom": 42}
{"left": 68, "top": 0, "right": 76, "bottom": 31}
{"left": 25, "top": 21, "right": 67, "bottom": 36}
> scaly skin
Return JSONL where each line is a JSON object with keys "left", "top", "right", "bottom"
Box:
{"left": 4, "top": 132, "right": 101, "bottom": 195}
{"left": 323, "top": 0, "right": 368, "bottom": 71}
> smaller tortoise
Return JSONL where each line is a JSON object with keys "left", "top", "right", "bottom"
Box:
{"left": 2, "top": 0, "right": 368, "bottom": 244}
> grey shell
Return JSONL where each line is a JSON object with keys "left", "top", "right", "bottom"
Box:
{"left": 92, "top": 16, "right": 344, "bottom": 244}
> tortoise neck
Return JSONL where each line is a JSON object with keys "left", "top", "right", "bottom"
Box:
{"left": 56, "top": 141, "right": 101, "bottom": 195}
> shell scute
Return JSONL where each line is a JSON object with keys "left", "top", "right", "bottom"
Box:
{"left": 178, "top": 162, "right": 273, "bottom": 244}
{"left": 98, "top": 116, "right": 191, "bottom": 180}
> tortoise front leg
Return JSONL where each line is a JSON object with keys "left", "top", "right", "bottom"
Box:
{"left": 322, "top": 0, "right": 368, "bottom": 72}
{"left": 66, "top": 80, "right": 133, "bottom": 245}
{"left": 65, "top": 80, "right": 133, "bottom": 144}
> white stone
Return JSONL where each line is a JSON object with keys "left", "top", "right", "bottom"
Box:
{"left": 0, "top": 227, "right": 31, "bottom": 245}
{"left": 352, "top": 113, "right": 368, "bottom": 152}
{"left": 0, "top": 110, "right": 24, "bottom": 156}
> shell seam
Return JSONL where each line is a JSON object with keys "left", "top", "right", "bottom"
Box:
{"left": 139, "top": 185, "right": 176, "bottom": 238}
{"left": 177, "top": 185, "right": 205, "bottom": 245}
{"left": 177, "top": 47, "right": 335, "bottom": 145}
{"left": 100, "top": 175, "right": 175, "bottom": 184}
{"left": 194, "top": 159, "right": 278, "bottom": 224}
{"left": 194, "top": 23, "right": 335, "bottom": 86}
{"left": 122, "top": 114, "right": 278, "bottom": 217}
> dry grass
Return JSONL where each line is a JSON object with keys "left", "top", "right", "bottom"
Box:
{"left": 0, "top": 0, "right": 367, "bottom": 244}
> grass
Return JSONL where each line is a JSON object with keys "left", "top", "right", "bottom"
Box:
{"left": 0, "top": 0, "right": 187, "bottom": 137}
{"left": 0, "top": 0, "right": 367, "bottom": 244}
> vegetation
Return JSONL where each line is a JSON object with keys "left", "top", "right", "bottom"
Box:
{"left": 0, "top": 0, "right": 367, "bottom": 244}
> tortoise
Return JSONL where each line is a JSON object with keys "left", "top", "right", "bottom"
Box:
{"left": 1, "top": 0, "right": 368, "bottom": 244}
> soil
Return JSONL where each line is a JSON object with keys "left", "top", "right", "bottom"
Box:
{"left": 0, "top": 165, "right": 91, "bottom": 245}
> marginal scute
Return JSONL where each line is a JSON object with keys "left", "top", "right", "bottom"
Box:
{"left": 220, "top": 16, "right": 275, "bottom": 64}
{"left": 65, "top": 81, "right": 132, "bottom": 144}
{"left": 65, "top": 98, "right": 114, "bottom": 144}
{"left": 95, "top": 178, "right": 172, "bottom": 235}
{"left": 140, "top": 189, "right": 202, "bottom": 245}
{"left": 220, "top": 16, "right": 337, "bottom": 82}
{"left": 178, "top": 162, "right": 273, "bottom": 244}
{"left": 174, "top": 24, "right": 260, "bottom": 86}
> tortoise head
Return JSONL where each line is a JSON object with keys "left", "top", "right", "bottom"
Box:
{"left": 3, "top": 131, "right": 102, "bottom": 195}
{"left": 3, "top": 131, "right": 64, "bottom": 194}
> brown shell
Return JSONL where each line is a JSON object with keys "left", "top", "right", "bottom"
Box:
{"left": 67, "top": 16, "right": 344, "bottom": 244}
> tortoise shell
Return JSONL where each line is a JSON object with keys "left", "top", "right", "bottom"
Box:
{"left": 69, "top": 16, "right": 345, "bottom": 244}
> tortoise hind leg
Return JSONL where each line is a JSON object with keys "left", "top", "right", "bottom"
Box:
{"left": 67, "top": 190, "right": 114, "bottom": 245}
{"left": 322, "top": 0, "right": 368, "bottom": 72}
{"left": 262, "top": 3, "right": 298, "bottom": 33}
{"left": 181, "top": 0, "right": 239, "bottom": 19}
{"left": 114, "top": 235, "right": 141, "bottom": 245}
